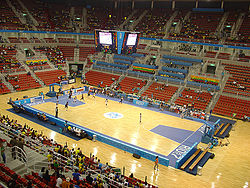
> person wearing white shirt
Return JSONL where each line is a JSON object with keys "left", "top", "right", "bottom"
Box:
{"left": 56, "top": 175, "right": 62, "bottom": 188}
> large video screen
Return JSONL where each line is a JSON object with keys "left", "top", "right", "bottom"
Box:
{"left": 99, "top": 32, "right": 112, "bottom": 45}
{"left": 126, "top": 33, "right": 138, "bottom": 46}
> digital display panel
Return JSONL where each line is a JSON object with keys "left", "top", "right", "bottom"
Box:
{"left": 126, "top": 33, "right": 138, "bottom": 46}
{"left": 99, "top": 32, "right": 112, "bottom": 45}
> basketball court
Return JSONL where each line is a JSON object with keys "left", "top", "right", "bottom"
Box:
{"left": 1, "top": 80, "right": 250, "bottom": 188}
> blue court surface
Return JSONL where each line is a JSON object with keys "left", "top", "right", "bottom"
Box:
{"left": 150, "top": 125, "right": 194, "bottom": 143}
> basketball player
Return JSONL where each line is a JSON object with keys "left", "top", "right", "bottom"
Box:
{"left": 73, "top": 96, "right": 77, "bottom": 103}
{"left": 105, "top": 99, "right": 108, "bottom": 107}
{"left": 65, "top": 101, "right": 69, "bottom": 111}
{"left": 119, "top": 96, "right": 123, "bottom": 104}
{"left": 154, "top": 156, "right": 159, "bottom": 170}
{"left": 55, "top": 106, "right": 58, "bottom": 118}
{"left": 93, "top": 92, "right": 95, "bottom": 98}
{"left": 81, "top": 94, "right": 84, "bottom": 101}
{"left": 139, "top": 113, "right": 142, "bottom": 123}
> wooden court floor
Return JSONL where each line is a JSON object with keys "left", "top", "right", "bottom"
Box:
{"left": 0, "top": 79, "right": 250, "bottom": 188}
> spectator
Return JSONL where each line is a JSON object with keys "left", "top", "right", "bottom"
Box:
{"left": 27, "top": 181, "right": 34, "bottom": 188}
{"left": 86, "top": 173, "right": 93, "bottom": 184}
{"left": 72, "top": 169, "right": 81, "bottom": 181}
{"left": 0, "top": 140, "right": 6, "bottom": 163}
{"left": 56, "top": 174, "right": 63, "bottom": 188}
{"left": 10, "top": 136, "right": 18, "bottom": 158}
{"left": 17, "top": 137, "right": 24, "bottom": 150}
{"left": 62, "top": 177, "right": 71, "bottom": 188}
{"left": 39, "top": 167, "right": 46, "bottom": 178}
{"left": 43, "top": 170, "right": 50, "bottom": 183}
{"left": 8, "top": 174, "right": 18, "bottom": 188}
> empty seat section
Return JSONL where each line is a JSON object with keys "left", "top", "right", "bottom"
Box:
{"left": 175, "top": 88, "right": 213, "bottom": 110}
{"left": 141, "top": 82, "right": 178, "bottom": 102}
{"left": 213, "top": 95, "right": 250, "bottom": 119}
{"left": 85, "top": 70, "right": 119, "bottom": 87}
{"left": 8, "top": 74, "right": 41, "bottom": 91}
{"left": 119, "top": 77, "right": 147, "bottom": 94}
{"left": 35, "top": 70, "right": 67, "bottom": 85}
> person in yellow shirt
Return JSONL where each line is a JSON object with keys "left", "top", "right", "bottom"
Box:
{"left": 54, "top": 147, "right": 59, "bottom": 153}
{"left": 47, "top": 152, "right": 52, "bottom": 162}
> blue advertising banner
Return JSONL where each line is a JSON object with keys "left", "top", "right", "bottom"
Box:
{"left": 133, "top": 99, "right": 149, "bottom": 107}
{"left": 117, "top": 31, "right": 125, "bottom": 54}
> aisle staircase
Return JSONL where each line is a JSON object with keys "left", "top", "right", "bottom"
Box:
{"left": 175, "top": 11, "right": 191, "bottom": 34}
{"left": 129, "top": 10, "right": 148, "bottom": 30}
{"left": 18, "top": 0, "right": 39, "bottom": 28}
{"left": 119, "top": 9, "right": 137, "bottom": 29}
{"left": 0, "top": 73, "right": 15, "bottom": 92}
{"left": 5, "top": 0, "right": 26, "bottom": 25}
{"left": 0, "top": 132, "right": 48, "bottom": 176}
{"left": 138, "top": 79, "right": 153, "bottom": 96}
{"left": 164, "top": 10, "right": 178, "bottom": 37}
{"left": 74, "top": 48, "right": 80, "bottom": 63}
{"left": 216, "top": 12, "right": 229, "bottom": 35}
{"left": 231, "top": 12, "right": 245, "bottom": 37}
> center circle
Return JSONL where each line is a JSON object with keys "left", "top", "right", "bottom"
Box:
{"left": 104, "top": 112, "right": 123, "bottom": 119}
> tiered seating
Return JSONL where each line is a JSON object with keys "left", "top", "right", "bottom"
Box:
{"left": 0, "top": 0, "right": 27, "bottom": 30}
{"left": 35, "top": 70, "right": 67, "bottom": 85}
{"left": 58, "top": 46, "right": 74, "bottom": 61}
{"left": 135, "top": 9, "right": 173, "bottom": 37}
{"left": 26, "top": 60, "right": 50, "bottom": 71}
{"left": 0, "top": 163, "right": 28, "bottom": 187}
{"left": 44, "top": 38, "right": 57, "bottom": 43}
{"left": 119, "top": 77, "right": 147, "bottom": 94}
{"left": 237, "top": 12, "right": 250, "bottom": 45}
{"left": 222, "top": 63, "right": 250, "bottom": 96}
{"left": 34, "top": 46, "right": 66, "bottom": 65}
{"left": 49, "top": 4, "right": 72, "bottom": 32}
{"left": 85, "top": 70, "right": 119, "bottom": 87}
{"left": 217, "top": 52, "right": 231, "bottom": 60}
{"left": 137, "top": 44, "right": 147, "bottom": 50}
{"left": 8, "top": 74, "right": 41, "bottom": 91}
{"left": 72, "top": 6, "right": 83, "bottom": 28}
{"left": 20, "top": 37, "right": 30, "bottom": 43}
{"left": 0, "top": 46, "right": 25, "bottom": 73}
{"left": 0, "top": 46, "right": 17, "bottom": 59}
{"left": 141, "top": 82, "right": 178, "bottom": 102}
{"left": 86, "top": 7, "right": 132, "bottom": 31}
{"left": 23, "top": 0, "right": 53, "bottom": 31}
{"left": 223, "top": 11, "right": 239, "bottom": 34}
{"left": 30, "top": 37, "right": 41, "bottom": 43}
{"left": 205, "top": 51, "right": 217, "bottom": 58}
{"left": 0, "top": 82, "right": 10, "bottom": 94}
{"left": 79, "top": 47, "right": 95, "bottom": 61}
{"left": 213, "top": 95, "right": 250, "bottom": 119}
{"left": 58, "top": 38, "right": 75, "bottom": 43}
{"left": 86, "top": 8, "right": 113, "bottom": 30}
{"left": 179, "top": 12, "right": 223, "bottom": 41}
{"left": 79, "top": 39, "right": 95, "bottom": 44}
{"left": 175, "top": 88, "right": 213, "bottom": 110}
{"left": 8, "top": 37, "right": 21, "bottom": 43}
{"left": 237, "top": 55, "right": 250, "bottom": 62}
{"left": 84, "top": 58, "right": 94, "bottom": 68}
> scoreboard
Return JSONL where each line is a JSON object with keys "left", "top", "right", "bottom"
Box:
{"left": 94, "top": 29, "right": 140, "bottom": 55}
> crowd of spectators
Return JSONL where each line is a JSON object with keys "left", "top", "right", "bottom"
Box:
{"left": 0, "top": 112, "right": 156, "bottom": 187}
{"left": 34, "top": 46, "right": 66, "bottom": 65}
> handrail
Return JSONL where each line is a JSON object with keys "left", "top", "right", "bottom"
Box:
{"left": 12, "top": 145, "right": 27, "bottom": 163}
